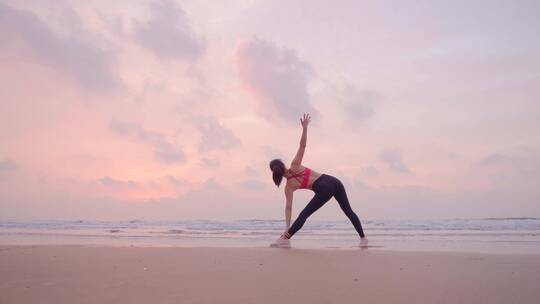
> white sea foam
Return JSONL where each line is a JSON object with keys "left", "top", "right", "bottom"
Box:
{"left": 1, "top": 218, "right": 539, "bottom": 253}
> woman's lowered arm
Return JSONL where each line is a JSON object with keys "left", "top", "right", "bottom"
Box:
{"left": 284, "top": 187, "right": 293, "bottom": 229}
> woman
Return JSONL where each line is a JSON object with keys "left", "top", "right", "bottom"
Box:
{"left": 269, "top": 113, "right": 369, "bottom": 248}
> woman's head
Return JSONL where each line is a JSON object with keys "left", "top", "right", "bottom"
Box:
{"left": 269, "top": 158, "right": 286, "bottom": 187}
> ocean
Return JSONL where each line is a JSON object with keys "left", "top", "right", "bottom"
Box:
{"left": 1, "top": 218, "right": 539, "bottom": 254}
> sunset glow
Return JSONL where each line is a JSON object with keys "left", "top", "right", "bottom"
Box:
{"left": 1, "top": 0, "right": 539, "bottom": 221}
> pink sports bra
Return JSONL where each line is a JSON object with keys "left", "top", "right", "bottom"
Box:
{"left": 286, "top": 167, "right": 312, "bottom": 189}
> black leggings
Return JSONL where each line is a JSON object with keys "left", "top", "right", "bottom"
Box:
{"left": 286, "top": 174, "right": 365, "bottom": 238}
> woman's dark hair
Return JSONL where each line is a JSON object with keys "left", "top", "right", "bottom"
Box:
{"left": 269, "top": 159, "right": 286, "bottom": 187}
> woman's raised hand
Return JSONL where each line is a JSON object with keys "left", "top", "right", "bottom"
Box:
{"left": 300, "top": 113, "right": 311, "bottom": 128}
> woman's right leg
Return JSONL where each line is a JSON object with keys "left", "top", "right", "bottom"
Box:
{"left": 285, "top": 191, "right": 333, "bottom": 238}
{"left": 334, "top": 179, "right": 366, "bottom": 238}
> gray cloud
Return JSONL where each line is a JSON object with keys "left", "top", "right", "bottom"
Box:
{"left": 447, "top": 152, "right": 463, "bottom": 160}
{"left": 239, "top": 179, "right": 266, "bottom": 192}
{"left": 99, "top": 176, "right": 137, "bottom": 188}
{"left": 261, "top": 146, "right": 286, "bottom": 161}
{"left": 200, "top": 158, "right": 220, "bottom": 168}
{"left": 0, "top": 3, "right": 119, "bottom": 92}
{"left": 478, "top": 153, "right": 513, "bottom": 167}
{"left": 360, "top": 166, "right": 379, "bottom": 176}
{"left": 236, "top": 37, "right": 319, "bottom": 124}
{"left": 0, "top": 158, "right": 17, "bottom": 172}
{"left": 195, "top": 116, "right": 241, "bottom": 152}
{"left": 379, "top": 148, "right": 410, "bottom": 173}
{"left": 340, "top": 85, "right": 375, "bottom": 127}
{"left": 244, "top": 166, "right": 260, "bottom": 178}
{"left": 477, "top": 150, "right": 540, "bottom": 179}
{"left": 133, "top": 0, "right": 204, "bottom": 61}
{"left": 109, "top": 120, "right": 186, "bottom": 164}
{"left": 166, "top": 175, "right": 186, "bottom": 187}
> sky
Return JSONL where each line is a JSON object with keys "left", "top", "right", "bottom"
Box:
{"left": 0, "top": 0, "right": 539, "bottom": 221}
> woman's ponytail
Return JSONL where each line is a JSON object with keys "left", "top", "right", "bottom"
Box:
{"left": 269, "top": 159, "right": 286, "bottom": 187}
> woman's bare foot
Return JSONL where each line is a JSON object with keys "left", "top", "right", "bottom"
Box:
{"left": 359, "top": 237, "right": 369, "bottom": 248}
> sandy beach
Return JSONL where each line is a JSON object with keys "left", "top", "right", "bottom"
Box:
{"left": 1, "top": 245, "right": 539, "bottom": 304}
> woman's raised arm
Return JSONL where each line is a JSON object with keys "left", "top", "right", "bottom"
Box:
{"left": 290, "top": 113, "right": 311, "bottom": 167}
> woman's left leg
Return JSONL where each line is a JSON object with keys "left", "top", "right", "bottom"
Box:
{"left": 333, "top": 179, "right": 366, "bottom": 238}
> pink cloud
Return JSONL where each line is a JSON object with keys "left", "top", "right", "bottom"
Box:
{"left": 235, "top": 37, "right": 319, "bottom": 125}
{"left": 194, "top": 116, "right": 241, "bottom": 152}
{"left": 109, "top": 120, "right": 186, "bottom": 165}
{"left": 0, "top": 2, "right": 119, "bottom": 92}
{"left": 133, "top": 0, "right": 204, "bottom": 61}
{"left": 379, "top": 148, "right": 410, "bottom": 173}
